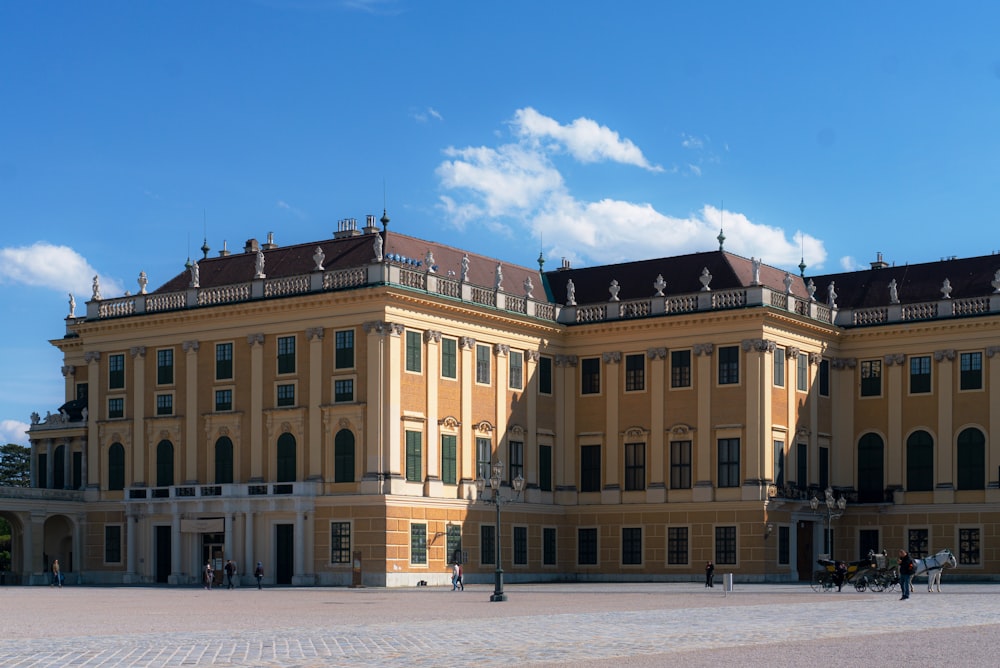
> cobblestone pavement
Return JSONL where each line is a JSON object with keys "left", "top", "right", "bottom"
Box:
{"left": 2, "top": 581, "right": 999, "bottom": 667}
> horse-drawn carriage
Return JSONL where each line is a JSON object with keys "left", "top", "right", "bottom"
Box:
{"left": 811, "top": 554, "right": 875, "bottom": 592}
{"left": 811, "top": 548, "right": 956, "bottom": 593}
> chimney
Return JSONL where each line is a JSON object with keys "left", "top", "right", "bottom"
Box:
{"left": 218, "top": 240, "right": 230, "bottom": 257}
{"left": 870, "top": 252, "right": 889, "bottom": 270}
{"left": 363, "top": 214, "right": 379, "bottom": 235}
{"left": 334, "top": 218, "right": 361, "bottom": 239}
{"left": 559, "top": 258, "right": 571, "bottom": 271}
{"left": 262, "top": 231, "right": 277, "bottom": 250}
{"left": 244, "top": 238, "right": 259, "bottom": 253}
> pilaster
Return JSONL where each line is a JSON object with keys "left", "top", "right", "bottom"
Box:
{"left": 182, "top": 340, "right": 199, "bottom": 483}
{"left": 646, "top": 347, "right": 667, "bottom": 503}
{"left": 248, "top": 334, "right": 265, "bottom": 481}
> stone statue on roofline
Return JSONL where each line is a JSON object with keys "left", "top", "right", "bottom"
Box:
{"left": 609, "top": 280, "right": 621, "bottom": 302}
{"left": 827, "top": 281, "right": 837, "bottom": 308}
{"left": 68, "top": 293, "right": 76, "bottom": 318}
{"left": 566, "top": 279, "right": 576, "bottom": 306}
{"left": 255, "top": 248, "right": 266, "bottom": 279}
{"left": 750, "top": 257, "right": 761, "bottom": 286}
{"left": 524, "top": 276, "right": 534, "bottom": 299}
{"left": 190, "top": 261, "right": 200, "bottom": 288}
{"left": 992, "top": 269, "right": 1000, "bottom": 294}
{"left": 92, "top": 275, "right": 101, "bottom": 300}
{"left": 313, "top": 246, "right": 325, "bottom": 271}
{"left": 461, "top": 254, "right": 470, "bottom": 282}
{"left": 138, "top": 271, "right": 148, "bottom": 295}
{"left": 653, "top": 274, "right": 666, "bottom": 297}
{"left": 373, "top": 233, "right": 383, "bottom": 262}
{"left": 940, "top": 278, "right": 952, "bottom": 299}
{"left": 889, "top": 278, "right": 899, "bottom": 304}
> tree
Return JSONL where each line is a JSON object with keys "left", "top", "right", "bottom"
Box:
{"left": 0, "top": 443, "right": 30, "bottom": 487}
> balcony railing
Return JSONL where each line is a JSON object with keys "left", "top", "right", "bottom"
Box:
{"left": 125, "top": 481, "right": 316, "bottom": 501}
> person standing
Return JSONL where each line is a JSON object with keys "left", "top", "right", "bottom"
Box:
{"left": 898, "top": 549, "right": 915, "bottom": 600}
{"left": 203, "top": 561, "right": 214, "bottom": 590}
{"left": 705, "top": 560, "right": 715, "bottom": 588}
{"left": 834, "top": 561, "right": 848, "bottom": 592}
{"left": 254, "top": 561, "right": 264, "bottom": 590}
{"left": 51, "top": 559, "right": 62, "bottom": 588}
{"left": 224, "top": 560, "right": 236, "bottom": 589}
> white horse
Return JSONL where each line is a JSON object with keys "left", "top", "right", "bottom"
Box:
{"left": 912, "top": 549, "right": 957, "bottom": 592}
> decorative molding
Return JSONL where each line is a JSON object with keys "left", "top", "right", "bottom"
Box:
{"left": 129, "top": 346, "right": 146, "bottom": 359}
{"left": 668, "top": 423, "right": 695, "bottom": 436}
{"left": 338, "top": 417, "right": 351, "bottom": 429}
{"left": 459, "top": 336, "right": 476, "bottom": 350}
{"left": 474, "top": 420, "right": 494, "bottom": 434}
{"left": 247, "top": 333, "right": 264, "bottom": 346}
{"left": 786, "top": 346, "right": 800, "bottom": 359}
{"left": 362, "top": 321, "right": 404, "bottom": 336}
{"left": 986, "top": 346, "right": 1000, "bottom": 358}
{"left": 693, "top": 343, "right": 714, "bottom": 356}
{"left": 555, "top": 354, "right": 578, "bottom": 367}
{"left": 182, "top": 340, "right": 199, "bottom": 353}
{"left": 602, "top": 351, "right": 621, "bottom": 364}
{"left": 423, "top": 330, "right": 442, "bottom": 344}
{"left": 809, "top": 352, "right": 822, "bottom": 366}
{"left": 831, "top": 357, "right": 856, "bottom": 369}
{"left": 508, "top": 424, "right": 526, "bottom": 438}
{"left": 883, "top": 353, "right": 905, "bottom": 366}
{"left": 306, "top": 327, "right": 324, "bottom": 341}
{"left": 61, "top": 365, "right": 76, "bottom": 377}
{"left": 84, "top": 351, "right": 101, "bottom": 364}
{"left": 741, "top": 339, "right": 775, "bottom": 353}
{"left": 493, "top": 343, "right": 509, "bottom": 356}
{"left": 526, "top": 350, "right": 540, "bottom": 363}
{"left": 934, "top": 349, "right": 956, "bottom": 362}
{"left": 623, "top": 426, "right": 648, "bottom": 440}
{"left": 439, "top": 416, "right": 460, "bottom": 430}
{"left": 647, "top": 347, "right": 667, "bottom": 360}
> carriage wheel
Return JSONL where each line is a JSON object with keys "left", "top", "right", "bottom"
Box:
{"left": 869, "top": 577, "right": 885, "bottom": 593}
{"left": 854, "top": 577, "right": 867, "bottom": 592}
{"left": 811, "top": 571, "right": 829, "bottom": 592}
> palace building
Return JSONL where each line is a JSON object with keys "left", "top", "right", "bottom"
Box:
{"left": 6, "top": 214, "right": 1000, "bottom": 586}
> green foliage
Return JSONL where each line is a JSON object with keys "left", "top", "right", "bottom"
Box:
{"left": 0, "top": 443, "right": 30, "bottom": 487}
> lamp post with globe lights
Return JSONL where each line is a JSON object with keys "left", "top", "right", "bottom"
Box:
{"left": 810, "top": 487, "right": 847, "bottom": 557}
{"left": 475, "top": 460, "right": 524, "bottom": 602}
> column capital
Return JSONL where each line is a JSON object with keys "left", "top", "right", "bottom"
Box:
{"left": 182, "top": 340, "right": 200, "bottom": 353}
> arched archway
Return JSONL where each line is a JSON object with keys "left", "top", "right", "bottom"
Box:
{"left": 334, "top": 429, "right": 355, "bottom": 483}
{"left": 276, "top": 433, "right": 296, "bottom": 483}
{"left": 905, "top": 430, "right": 933, "bottom": 491}
{"left": 156, "top": 440, "right": 174, "bottom": 488}
{"left": 857, "top": 432, "right": 884, "bottom": 503}
{"left": 215, "top": 437, "right": 234, "bottom": 484}
{"left": 43, "top": 514, "right": 75, "bottom": 580}
{"left": 0, "top": 511, "right": 27, "bottom": 584}
{"left": 957, "top": 427, "right": 985, "bottom": 490}
{"left": 108, "top": 442, "right": 125, "bottom": 491}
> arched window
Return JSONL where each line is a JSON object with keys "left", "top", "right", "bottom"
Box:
{"left": 108, "top": 442, "right": 126, "bottom": 491}
{"left": 957, "top": 427, "right": 985, "bottom": 490}
{"left": 156, "top": 440, "right": 174, "bottom": 488}
{"left": 276, "top": 433, "right": 296, "bottom": 483}
{"left": 334, "top": 429, "right": 355, "bottom": 483}
{"left": 905, "top": 431, "right": 933, "bottom": 491}
{"left": 857, "top": 433, "right": 884, "bottom": 503}
{"left": 53, "top": 444, "right": 66, "bottom": 489}
{"left": 215, "top": 437, "right": 234, "bottom": 485}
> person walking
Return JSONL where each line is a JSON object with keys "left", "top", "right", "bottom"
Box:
{"left": 898, "top": 549, "right": 915, "bottom": 600}
{"left": 834, "top": 561, "right": 848, "bottom": 592}
{"left": 51, "top": 559, "right": 62, "bottom": 588}
{"left": 457, "top": 563, "right": 464, "bottom": 591}
{"left": 705, "top": 560, "right": 715, "bottom": 588}
{"left": 254, "top": 561, "right": 264, "bottom": 590}
{"left": 203, "top": 561, "right": 214, "bottom": 590}
{"left": 224, "top": 559, "right": 236, "bottom": 589}
{"left": 451, "top": 562, "right": 460, "bottom": 591}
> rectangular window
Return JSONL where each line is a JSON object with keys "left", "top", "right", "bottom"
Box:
{"left": 819, "top": 446, "right": 830, "bottom": 490}
{"left": 622, "top": 527, "right": 642, "bottom": 565}
{"left": 581, "top": 357, "right": 601, "bottom": 395}
{"left": 538, "top": 356, "right": 553, "bottom": 394}
{"left": 214, "top": 389, "right": 232, "bottom": 412}
{"left": 543, "top": 527, "right": 556, "bottom": 565}
{"left": 796, "top": 353, "right": 808, "bottom": 391}
{"left": 796, "top": 443, "right": 807, "bottom": 490}
{"left": 908, "top": 528, "right": 929, "bottom": 560}
{"left": 335, "top": 330, "right": 354, "bottom": 369}
{"left": 580, "top": 444, "right": 601, "bottom": 492}
{"left": 773, "top": 440, "right": 785, "bottom": 488}
{"left": 104, "top": 525, "right": 122, "bottom": 563}
{"left": 959, "top": 527, "right": 981, "bottom": 565}
{"left": 476, "top": 437, "right": 492, "bottom": 480}
{"left": 860, "top": 359, "right": 882, "bottom": 397}
{"left": 109, "top": 353, "right": 125, "bottom": 390}
{"left": 330, "top": 522, "right": 351, "bottom": 564}
{"left": 715, "top": 526, "right": 737, "bottom": 565}
{"left": 508, "top": 440, "right": 524, "bottom": 483}
{"left": 441, "top": 337, "right": 457, "bottom": 379}
{"left": 276, "top": 384, "right": 295, "bottom": 407}
{"left": 671, "top": 350, "right": 691, "bottom": 388}
{"left": 481, "top": 524, "right": 495, "bottom": 565}
{"left": 539, "top": 444, "right": 552, "bottom": 492}
{"left": 156, "top": 349, "right": 174, "bottom": 385}
{"left": 334, "top": 378, "right": 354, "bottom": 403}
{"left": 667, "top": 527, "right": 688, "bottom": 565}
{"left": 405, "top": 331, "right": 422, "bottom": 373}
{"left": 819, "top": 359, "right": 830, "bottom": 396}
{"left": 155, "top": 393, "right": 173, "bottom": 416}
{"left": 578, "top": 527, "right": 597, "bottom": 565}
{"left": 625, "top": 353, "right": 645, "bottom": 391}
{"left": 718, "top": 438, "right": 740, "bottom": 488}
{"left": 215, "top": 342, "right": 233, "bottom": 380}
{"left": 670, "top": 441, "right": 692, "bottom": 489}
{"left": 513, "top": 526, "right": 528, "bottom": 565}
{"left": 410, "top": 523, "right": 427, "bottom": 565}
{"left": 718, "top": 345, "right": 739, "bottom": 385}
{"left": 624, "top": 442, "right": 645, "bottom": 491}
{"left": 441, "top": 434, "right": 457, "bottom": 485}
{"left": 910, "top": 355, "right": 931, "bottom": 394}
{"left": 108, "top": 397, "right": 124, "bottom": 419}
{"left": 778, "top": 526, "right": 790, "bottom": 564}
{"left": 277, "top": 335, "right": 296, "bottom": 374}
{"left": 405, "top": 431, "right": 422, "bottom": 482}
{"left": 773, "top": 347, "right": 785, "bottom": 387}
{"left": 446, "top": 525, "right": 462, "bottom": 564}
{"left": 509, "top": 350, "right": 523, "bottom": 390}
{"left": 960, "top": 352, "right": 983, "bottom": 390}
{"left": 475, "top": 344, "right": 490, "bottom": 384}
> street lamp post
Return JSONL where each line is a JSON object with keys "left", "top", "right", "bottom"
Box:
{"left": 809, "top": 487, "right": 847, "bottom": 557}
{"left": 475, "top": 460, "right": 525, "bottom": 602}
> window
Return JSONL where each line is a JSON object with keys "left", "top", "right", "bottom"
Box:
{"left": 718, "top": 346, "right": 739, "bottom": 385}
{"left": 581, "top": 358, "right": 601, "bottom": 394}
{"left": 819, "top": 446, "right": 829, "bottom": 490}
{"left": 405, "top": 431, "right": 423, "bottom": 482}
{"left": 773, "top": 440, "right": 785, "bottom": 488}
{"left": 624, "top": 442, "right": 645, "bottom": 491}
{"left": 538, "top": 356, "right": 552, "bottom": 394}
{"left": 475, "top": 344, "right": 490, "bottom": 384}
{"left": 155, "top": 394, "right": 173, "bottom": 416}
{"left": 796, "top": 443, "right": 807, "bottom": 490}
{"left": 104, "top": 525, "right": 122, "bottom": 563}
{"left": 908, "top": 528, "right": 929, "bottom": 560}
{"left": 718, "top": 438, "right": 740, "bottom": 488}
{"left": 508, "top": 440, "right": 524, "bottom": 483}
{"left": 441, "top": 337, "right": 457, "bottom": 379}
{"left": 960, "top": 352, "right": 982, "bottom": 390}
{"left": 77, "top": 382, "right": 89, "bottom": 402}
{"left": 481, "top": 524, "right": 495, "bottom": 565}
{"left": 773, "top": 347, "right": 785, "bottom": 387}
{"left": 334, "top": 429, "right": 355, "bottom": 483}
{"left": 410, "top": 523, "right": 427, "bottom": 565}
{"left": 276, "top": 433, "right": 296, "bottom": 482}
{"left": 108, "top": 443, "right": 125, "bottom": 491}
{"left": 539, "top": 444, "right": 552, "bottom": 492}
{"left": 959, "top": 527, "right": 981, "bottom": 565}
{"left": 715, "top": 526, "right": 737, "bottom": 565}
{"left": 513, "top": 526, "right": 528, "bottom": 565}
{"left": 335, "top": 330, "right": 354, "bottom": 369}
{"left": 578, "top": 528, "right": 597, "bottom": 565}
{"left": 778, "top": 526, "right": 790, "bottom": 565}
{"left": 908, "top": 356, "right": 932, "bottom": 394}
{"left": 156, "top": 440, "right": 174, "bottom": 487}
{"left": 860, "top": 359, "right": 882, "bottom": 397}
{"left": 108, "top": 397, "right": 124, "bottom": 419}
{"left": 796, "top": 353, "right": 808, "bottom": 391}
{"left": 215, "top": 342, "right": 233, "bottom": 380}
{"left": 215, "top": 437, "right": 233, "bottom": 484}
{"left": 625, "top": 353, "right": 645, "bottom": 391}
{"left": 405, "top": 331, "right": 422, "bottom": 373}
{"left": 276, "top": 384, "right": 295, "bottom": 407}
{"left": 957, "top": 427, "right": 985, "bottom": 490}
{"left": 622, "top": 527, "right": 642, "bottom": 565}
{"left": 441, "top": 434, "right": 457, "bottom": 485}
{"left": 509, "top": 350, "right": 523, "bottom": 389}
{"left": 667, "top": 527, "right": 689, "bottom": 565}
{"left": 331, "top": 522, "right": 351, "bottom": 563}
{"left": 671, "top": 349, "right": 691, "bottom": 388}
{"left": 857, "top": 433, "right": 884, "bottom": 503}
{"left": 109, "top": 353, "right": 125, "bottom": 390}
{"left": 476, "top": 437, "right": 492, "bottom": 481}
{"left": 670, "top": 441, "right": 692, "bottom": 489}
{"left": 819, "top": 359, "right": 830, "bottom": 396}
{"left": 334, "top": 378, "right": 354, "bottom": 403}
{"left": 906, "top": 430, "right": 933, "bottom": 491}
{"left": 214, "top": 389, "right": 232, "bottom": 412}
{"left": 580, "top": 444, "right": 601, "bottom": 492}
{"left": 543, "top": 527, "right": 556, "bottom": 565}
{"left": 156, "top": 349, "right": 174, "bottom": 385}
{"left": 277, "top": 335, "right": 296, "bottom": 374}
{"left": 446, "top": 525, "right": 462, "bottom": 565}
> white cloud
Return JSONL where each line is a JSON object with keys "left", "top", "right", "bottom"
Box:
{"left": 840, "top": 255, "right": 863, "bottom": 271}
{"left": 688, "top": 164, "right": 702, "bottom": 177}
{"left": 413, "top": 107, "right": 444, "bottom": 123}
{"left": 277, "top": 200, "right": 308, "bottom": 220}
{"left": 0, "top": 419, "right": 29, "bottom": 446}
{"left": 0, "top": 242, "right": 124, "bottom": 297}
{"left": 681, "top": 133, "right": 704, "bottom": 149}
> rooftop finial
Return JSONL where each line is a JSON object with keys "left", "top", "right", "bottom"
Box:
{"left": 799, "top": 234, "right": 806, "bottom": 276}
{"left": 717, "top": 200, "right": 725, "bottom": 250}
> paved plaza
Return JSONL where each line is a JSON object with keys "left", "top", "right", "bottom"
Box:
{"left": 2, "top": 580, "right": 999, "bottom": 667}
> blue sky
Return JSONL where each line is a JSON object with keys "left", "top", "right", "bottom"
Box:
{"left": 2, "top": 1, "right": 999, "bottom": 444}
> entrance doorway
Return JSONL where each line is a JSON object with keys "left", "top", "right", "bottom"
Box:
{"left": 202, "top": 533, "right": 224, "bottom": 587}
{"left": 154, "top": 525, "right": 171, "bottom": 583}
{"left": 275, "top": 524, "right": 293, "bottom": 585}
{"left": 859, "top": 529, "right": 880, "bottom": 561}
{"left": 796, "top": 520, "right": 815, "bottom": 581}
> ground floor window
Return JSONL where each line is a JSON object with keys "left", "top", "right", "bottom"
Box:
{"left": 667, "top": 527, "right": 688, "bottom": 565}
{"left": 777, "top": 526, "right": 790, "bottom": 565}
{"left": 578, "top": 528, "right": 598, "bottom": 565}
{"left": 513, "top": 526, "right": 527, "bottom": 565}
{"left": 622, "top": 527, "right": 642, "bottom": 565}
{"left": 959, "top": 528, "right": 980, "bottom": 565}
{"left": 543, "top": 527, "right": 556, "bottom": 565}
{"left": 330, "top": 522, "right": 351, "bottom": 564}
{"left": 410, "top": 524, "right": 427, "bottom": 565}
{"left": 481, "top": 525, "right": 495, "bottom": 565}
{"left": 104, "top": 525, "right": 122, "bottom": 564}
{"left": 715, "top": 526, "right": 737, "bottom": 565}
